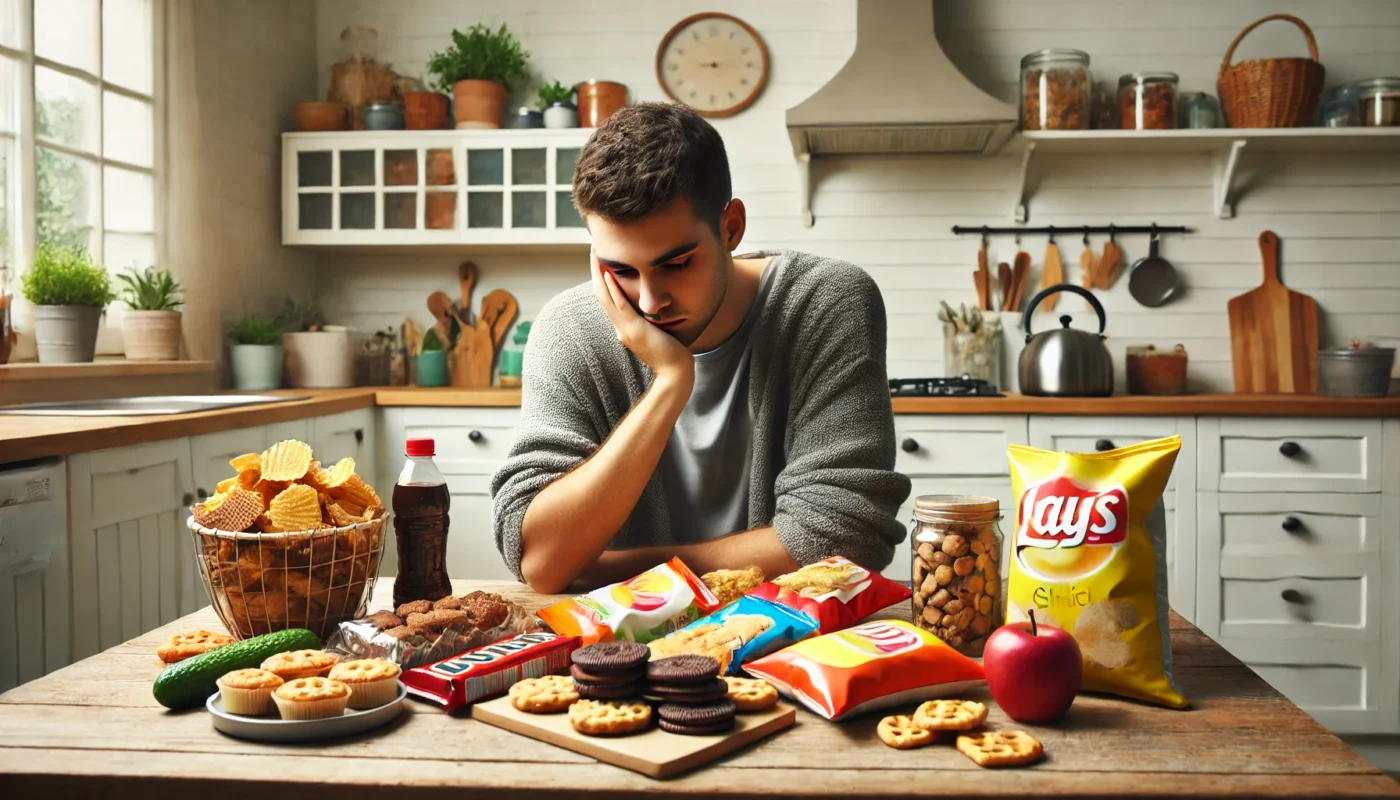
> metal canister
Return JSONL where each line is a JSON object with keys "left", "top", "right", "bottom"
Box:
{"left": 1317, "top": 342, "right": 1396, "bottom": 397}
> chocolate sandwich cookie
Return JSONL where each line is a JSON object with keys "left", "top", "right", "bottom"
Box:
{"left": 642, "top": 677, "right": 728, "bottom": 704}
{"left": 657, "top": 698, "right": 736, "bottom": 727}
{"left": 570, "top": 664, "right": 639, "bottom": 687}
{"left": 659, "top": 718, "right": 736, "bottom": 735}
{"left": 575, "top": 679, "right": 646, "bottom": 701}
{"left": 646, "top": 655, "right": 721, "bottom": 684}
{"left": 571, "top": 641, "right": 650, "bottom": 675}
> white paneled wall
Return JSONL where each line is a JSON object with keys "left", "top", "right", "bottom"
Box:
{"left": 314, "top": 0, "right": 1400, "bottom": 391}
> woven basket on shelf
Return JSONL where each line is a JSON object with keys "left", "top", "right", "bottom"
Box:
{"left": 1217, "top": 14, "right": 1325, "bottom": 128}
{"left": 188, "top": 515, "right": 387, "bottom": 640}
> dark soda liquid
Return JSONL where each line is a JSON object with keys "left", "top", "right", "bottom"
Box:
{"left": 391, "top": 481, "right": 452, "bottom": 606}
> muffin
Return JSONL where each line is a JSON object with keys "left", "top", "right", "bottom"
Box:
{"left": 329, "top": 658, "right": 402, "bottom": 709}
{"left": 272, "top": 676, "right": 352, "bottom": 720}
{"left": 260, "top": 649, "right": 339, "bottom": 681}
{"left": 216, "top": 668, "right": 284, "bottom": 716}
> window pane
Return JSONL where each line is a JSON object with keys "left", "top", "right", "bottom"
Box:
{"left": 0, "top": 0, "right": 19, "bottom": 49}
{"left": 104, "top": 232, "right": 154, "bottom": 273}
{"left": 104, "top": 167, "right": 154, "bottom": 232}
{"left": 37, "top": 0, "right": 99, "bottom": 74}
{"left": 37, "top": 67, "right": 99, "bottom": 153}
{"left": 37, "top": 147, "right": 96, "bottom": 250}
{"left": 103, "top": 92, "right": 152, "bottom": 167}
{"left": 467, "top": 149, "right": 503, "bottom": 185}
{"left": 0, "top": 55, "right": 14, "bottom": 134}
{"left": 103, "top": 0, "right": 153, "bottom": 94}
{"left": 0, "top": 142, "right": 9, "bottom": 270}
{"left": 512, "top": 149, "right": 546, "bottom": 185}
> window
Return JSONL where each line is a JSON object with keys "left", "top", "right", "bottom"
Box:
{"left": 0, "top": 0, "right": 160, "bottom": 333}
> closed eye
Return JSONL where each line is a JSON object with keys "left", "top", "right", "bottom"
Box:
{"left": 663, "top": 258, "right": 692, "bottom": 271}
{"left": 609, "top": 267, "right": 637, "bottom": 278}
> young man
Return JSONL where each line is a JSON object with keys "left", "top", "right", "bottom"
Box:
{"left": 491, "top": 103, "right": 909, "bottom": 594}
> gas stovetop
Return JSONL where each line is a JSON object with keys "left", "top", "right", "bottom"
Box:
{"left": 889, "top": 377, "right": 1003, "bottom": 397}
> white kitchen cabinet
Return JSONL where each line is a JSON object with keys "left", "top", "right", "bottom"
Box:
{"left": 894, "top": 415, "right": 1028, "bottom": 479}
{"left": 1217, "top": 637, "right": 1394, "bottom": 734}
{"left": 311, "top": 408, "right": 376, "bottom": 472}
{"left": 0, "top": 458, "right": 68, "bottom": 694}
{"left": 67, "top": 440, "right": 201, "bottom": 661}
{"left": 1199, "top": 417, "right": 1384, "bottom": 494}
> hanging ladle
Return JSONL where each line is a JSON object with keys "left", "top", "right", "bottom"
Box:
{"left": 1127, "top": 225, "right": 1179, "bottom": 307}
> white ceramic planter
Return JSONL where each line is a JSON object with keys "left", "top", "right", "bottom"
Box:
{"left": 230, "top": 344, "right": 283, "bottom": 390}
{"left": 121, "top": 309, "right": 182, "bottom": 361}
{"left": 283, "top": 329, "right": 354, "bottom": 388}
{"left": 33, "top": 305, "right": 103, "bottom": 364}
{"left": 543, "top": 103, "right": 578, "bottom": 128}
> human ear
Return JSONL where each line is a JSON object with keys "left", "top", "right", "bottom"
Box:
{"left": 720, "top": 199, "right": 747, "bottom": 251}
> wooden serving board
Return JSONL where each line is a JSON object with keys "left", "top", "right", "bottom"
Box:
{"left": 472, "top": 695, "right": 797, "bottom": 779}
{"left": 1227, "top": 231, "right": 1319, "bottom": 393}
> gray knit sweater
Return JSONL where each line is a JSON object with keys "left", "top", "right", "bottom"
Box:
{"left": 490, "top": 250, "right": 911, "bottom": 580}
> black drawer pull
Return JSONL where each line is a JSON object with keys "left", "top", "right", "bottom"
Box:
{"left": 1281, "top": 589, "right": 1306, "bottom": 604}
{"left": 901, "top": 438, "right": 919, "bottom": 453}
{"left": 354, "top": 428, "right": 364, "bottom": 445}
{"left": 468, "top": 430, "right": 484, "bottom": 443}
{"left": 1279, "top": 441, "right": 1302, "bottom": 458}
{"left": 196, "top": 488, "right": 209, "bottom": 500}
{"left": 1281, "top": 516, "right": 1303, "bottom": 533}
{"left": 182, "top": 492, "right": 194, "bottom": 506}
{"left": 1094, "top": 439, "right": 1115, "bottom": 452}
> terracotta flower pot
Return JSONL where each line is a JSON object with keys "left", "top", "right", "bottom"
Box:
{"left": 405, "top": 91, "right": 450, "bottom": 130}
{"left": 452, "top": 80, "right": 508, "bottom": 129}
{"left": 121, "top": 309, "right": 182, "bottom": 361}
{"left": 293, "top": 102, "right": 349, "bottom": 132}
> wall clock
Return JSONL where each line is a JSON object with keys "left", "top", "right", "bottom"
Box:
{"left": 655, "top": 13, "right": 768, "bottom": 118}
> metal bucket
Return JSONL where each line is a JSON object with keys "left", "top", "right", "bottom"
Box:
{"left": 1317, "top": 347, "right": 1395, "bottom": 397}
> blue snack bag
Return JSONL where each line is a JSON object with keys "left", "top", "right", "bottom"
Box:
{"left": 647, "top": 595, "right": 819, "bottom": 675}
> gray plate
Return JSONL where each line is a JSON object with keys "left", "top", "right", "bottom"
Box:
{"left": 207, "top": 683, "right": 407, "bottom": 743}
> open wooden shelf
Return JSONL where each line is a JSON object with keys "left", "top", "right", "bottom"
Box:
{"left": 0, "top": 359, "right": 214, "bottom": 382}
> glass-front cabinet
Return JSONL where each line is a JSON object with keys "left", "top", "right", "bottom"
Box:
{"left": 283, "top": 130, "right": 592, "bottom": 246}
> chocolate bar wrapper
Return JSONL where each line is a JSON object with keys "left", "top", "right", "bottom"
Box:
{"left": 401, "top": 631, "right": 580, "bottom": 712}
{"left": 325, "top": 600, "right": 540, "bottom": 669}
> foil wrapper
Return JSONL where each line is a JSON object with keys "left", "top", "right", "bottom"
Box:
{"left": 325, "top": 600, "right": 542, "bottom": 669}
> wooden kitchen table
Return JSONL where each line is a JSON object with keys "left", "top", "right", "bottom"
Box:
{"left": 2, "top": 581, "right": 1397, "bottom": 799}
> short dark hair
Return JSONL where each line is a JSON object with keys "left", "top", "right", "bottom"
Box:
{"left": 572, "top": 102, "right": 732, "bottom": 229}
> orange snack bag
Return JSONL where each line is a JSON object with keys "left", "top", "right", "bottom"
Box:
{"left": 1006, "top": 435, "right": 1187, "bottom": 708}
{"left": 537, "top": 557, "right": 720, "bottom": 645}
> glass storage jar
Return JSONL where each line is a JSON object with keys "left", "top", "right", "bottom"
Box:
{"left": 1355, "top": 77, "right": 1400, "bottom": 127}
{"left": 1118, "top": 72, "right": 1179, "bottom": 130}
{"left": 911, "top": 495, "right": 1003, "bottom": 657}
{"left": 1020, "top": 49, "right": 1091, "bottom": 130}
{"left": 1180, "top": 92, "right": 1220, "bottom": 129}
{"left": 1317, "top": 84, "right": 1360, "bottom": 127}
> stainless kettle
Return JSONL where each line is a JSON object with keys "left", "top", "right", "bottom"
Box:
{"left": 1018, "top": 284, "right": 1114, "bottom": 397}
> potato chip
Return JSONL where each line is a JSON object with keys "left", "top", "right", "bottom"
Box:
{"left": 254, "top": 479, "right": 288, "bottom": 508}
{"left": 254, "top": 513, "right": 284, "bottom": 533}
{"left": 320, "top": 457, "right": 356, "bottom": 489}
{"left": 237, "top": 469, "right": 260, "bottom": 490}
{"left": 327, "top": 502, "right": 358, "bottom": 528}
{"left": 331, "top": 474, "right": 380, "bottom": 511}
{"left": 215, "top": 477, "right": 239, "bottom": 495}
{"left": 268, "top": 483, "right": 322, "bottom": 531}
{"left": 260, "top": 440, "right": 313, "bottom": 482}
{"left": 194, "top": 489, "right": 263, "bottom": 532}
{"left": 229, "top": 453, "right": 262, "bottom": 473}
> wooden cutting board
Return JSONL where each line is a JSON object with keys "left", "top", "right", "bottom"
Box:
{"left": 1227, "top": 231, "right": 1319, "bottom": 393}
{"left": 473, "top": 695, "right": 797, "bottom": 779}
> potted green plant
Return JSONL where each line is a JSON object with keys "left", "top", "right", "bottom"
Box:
{"left": 227, "top": 314, "right": 284, "bottom": 390}
{"left": 116, "top": 266, "right": 184, "bottom": 361}
{"left": 280, "top": 298, "right": 354, "bottom": 388}
{"left": 539, "top": 80, "right": 577, "bottom": 128}
{"left": 427, "top": 23, "right": 530, "bottom": 129}
{"left": 21, "top": 242, "right": 113, "bottom": 364}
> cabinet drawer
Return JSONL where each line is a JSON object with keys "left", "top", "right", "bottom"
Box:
{"left": 1199, "top": 418, "right": 1382, "bottom": 493}
{"left": 1221, "top": 576, "right": 1364, "bottom": 629}
{"left": 894, "top": 415, "right": 1027, "bottom": 478}
{"left": 402, "top": 408, "right": 520, "bottom": 475}
{"left": 1217, "top": 638, "right": 1392, "bottom": 734}
{"left": 1028, "top": 416, "right": 1193, "bottom": 492}
{"left": 1216, "top": 494, "right": 1381, "bottom": 561}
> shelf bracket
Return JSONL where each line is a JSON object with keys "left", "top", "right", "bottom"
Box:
{"left": 1212, "top": 139, "right": 1247, "bottom": 219}
{"left": 796, "top": 153, "right": 814, "bottom": 228}
{"left": 1013, "top": 141, "right": 1036, "bottom": 223}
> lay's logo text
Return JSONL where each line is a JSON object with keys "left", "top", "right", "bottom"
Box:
{"left": 1017, "top": 475, "right": 1127, "bottom": 548}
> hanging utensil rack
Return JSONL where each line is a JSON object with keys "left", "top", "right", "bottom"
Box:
{"left": 952, "top": 223, "right": 1193, "bottom": 239}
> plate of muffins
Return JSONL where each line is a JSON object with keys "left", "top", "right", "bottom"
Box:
{"left": 206, "top": 649, "right": 407, "bottom": 743}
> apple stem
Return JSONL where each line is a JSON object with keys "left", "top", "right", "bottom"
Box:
{"left": 1029, "top": 608, "right": 1038, "bottom": 636}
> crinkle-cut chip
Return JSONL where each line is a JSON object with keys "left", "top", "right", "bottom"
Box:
{"left": 337, "top": 499, "right": 366, "bottom": 517}
{"left": 197, "top": 489, "right": 264, "bottom": 532}
{"left": 331, "top": 474, "right": 380, "bottom": 510}
{"left": 215, "top": 477, "right": 240, "bottom": 495}
{"left": 237, "top": 469, "right": 261, "bottom": 490}
{"left": 254, "top": 479, "right": 288, "bottom": 508}
{"left": 268, "top": 483, "right": 322, "bottom": 531}
{"left": 362, "top": 505, "right": 382, "bottom": 522}
{"left": 260, "top": 440, "right": 313, "bottom": 482}
{"left": 327, "top": 503, "right": 358, "bottom": 528}
{"left": 255, "top": 513, "right": 284, "bottom": 533}
{"left": 229, "top": 453, "right": 262, "bottom": 473}
{"left": 320, "top": 458, "right": 356, "bottom": 489}
{"left": 302, "top": 461, "right": 328, "bottom": 491}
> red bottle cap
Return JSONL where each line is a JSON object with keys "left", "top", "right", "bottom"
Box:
{"left": 405, "top": 438, "right": 435, "bottom": 457}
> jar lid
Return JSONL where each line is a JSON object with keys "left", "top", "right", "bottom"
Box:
{"left": 1020, "top": 49, "right": 1090, "bottom": 68}
{"left": 1119, "top": 71, "right": 1180, "bottom": 85}
{"left": 365, "top": 102, "right": 401, "bottom": 111}
{"left": 1353, "top": 77, "right": 1400, "bottom": 95}
{"left": 913, "top": 494, "right": 1000, "bottom": 523}
{"left": 1317, "top": 347, "right": 1396, "bottom": 359}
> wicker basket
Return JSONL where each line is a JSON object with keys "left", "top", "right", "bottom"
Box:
{"left": 1217, "top": 14, "right": 1324, "bottom": 128}
{"left": 188, "top": 515, "right": 388, "bottom": 640}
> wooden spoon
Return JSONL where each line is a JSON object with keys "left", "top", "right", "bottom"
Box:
{"left": 1098, "top": 240, "right": 1123, "bottom": 289}
{"left": 427, "top": 291, "right": 456, "bottom": 347}
{"left": 458, "top": 261, "right": 478, "bottom": 325}
{"left": 1081, "top": 245, "right": 1097, "bottom": 309}
{"left": 976, "top": 243, "right": 993, "bottom": 312}
{"left": 1041, "top": 241, "right": 1063, "bottom": 312}
{"left": 997, "top": 262, "right": 1012, "bottom": 311}
{"left": 1010, "top": 251, "right": 1031, "bottom": 312}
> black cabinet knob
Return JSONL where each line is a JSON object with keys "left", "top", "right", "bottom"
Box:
{"left": 1279, "top": 441, "right": 1302, "bottom": 458}
{"left": 1281, "top": 516, "right": 1303, "bottom": 533}
{"left": 469, "top": 430, "right": 484, "bottom": 443}
{"left": 901, "top": 438, "right": 919, "bottom": 453}
{"left": 1281, "top": 588, "right": 1306, "bottom": 604}
{"left": 182, "top": 492, "right": 194, "bottom": 506}
{"left": 1095, "top": 439, "right": 1115, "bottom": 452}
{"left": 196, "top": 488, "right": 208, "bottom": 500}
{"left": 354, "top": 428, "right": 364, "bottom": 445}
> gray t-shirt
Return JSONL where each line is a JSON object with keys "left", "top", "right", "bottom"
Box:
{"left": 656, "top": 253, "right": 781, "bottom": 543}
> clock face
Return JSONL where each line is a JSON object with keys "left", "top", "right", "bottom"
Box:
{"left": 656, "top": 13, "right": 768, "bottom": 117}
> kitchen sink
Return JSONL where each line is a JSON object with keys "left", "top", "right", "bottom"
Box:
{"left": 0, "top": 394, "right": 309, "bottom": 416}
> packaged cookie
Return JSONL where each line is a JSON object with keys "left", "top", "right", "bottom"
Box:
{"left": 401, "top": 631, "right": 580, "bottom": 712}
{"left": 1006, "top": 436, "right": 1186, "bottom": 708}
{"left": 748, "top": 556, "right": 911, "bottom": 634}
{"left": 744, "top": 619, "right": 984, "bottom": 721}
{"left": 647, "top": 596, "right": 818, "bottom": 675}
{"left": 538, "top": 557, "right": 720, "bottom": 645}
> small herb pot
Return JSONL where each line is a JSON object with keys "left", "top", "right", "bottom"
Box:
{"left": 543, "top": 102, "right": 578, "bottom": 128}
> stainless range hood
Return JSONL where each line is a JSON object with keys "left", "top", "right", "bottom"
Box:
{"left": 786, "top": 0, "right": 1017, "bottom": 225}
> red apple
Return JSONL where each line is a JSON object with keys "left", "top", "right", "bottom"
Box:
{"left": 983, "top": 609, "right": 1082, "bottom": 724}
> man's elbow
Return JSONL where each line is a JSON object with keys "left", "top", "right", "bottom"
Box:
{"left": 519, "top": 549, "right": 571, "bottom": 595}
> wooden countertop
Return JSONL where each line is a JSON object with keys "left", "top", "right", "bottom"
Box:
{"left": 889, "top": 392, "right": 1400, "bottom": 416}
{"left": 1, "top": 579, "right": 1395, "bottom": 799}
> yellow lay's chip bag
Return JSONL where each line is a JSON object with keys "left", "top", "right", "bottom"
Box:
{"left": 1006, "top": 435, "right": 1187, "bottom": 709}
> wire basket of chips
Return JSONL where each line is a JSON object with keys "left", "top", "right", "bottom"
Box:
{"left": 185, "top": 439, "right": 390, "bottom": 640}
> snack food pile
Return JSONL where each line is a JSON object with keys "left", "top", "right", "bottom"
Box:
{"left": 191, "top": 440, "right": 385, "bottom": 533}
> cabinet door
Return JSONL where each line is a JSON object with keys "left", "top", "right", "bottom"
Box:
{"left": 1218, "top": 637, "right": 1392, "bottom": 734}
{"left": 67, "top": 439, "right": 199, "bottom": 660}
{"left": 190, "top": 427, "right": 267, "bottom": 501}
{"left": 310, "top": 409, "right": 375, "bottom": 470}
{"left": 446, "top": 474, "right": 514, "bottom": 581}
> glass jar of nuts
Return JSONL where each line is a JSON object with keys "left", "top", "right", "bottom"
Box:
{"left": 911, "top": 495, "right": 1003, "bottom": 657}
{"left": 1020, "top": 49, "right": 1092, "bottom": 130}
{"left": 1118, "top": 71, "right": 1179, "bottom": 130}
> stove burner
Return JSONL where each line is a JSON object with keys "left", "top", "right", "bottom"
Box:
{"left": 889, "top": 376, "right": 1003, "bottom": 397}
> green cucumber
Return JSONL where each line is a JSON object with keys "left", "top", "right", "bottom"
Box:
{"left": 153, "top": 628, "right": 321, "bottom": 710}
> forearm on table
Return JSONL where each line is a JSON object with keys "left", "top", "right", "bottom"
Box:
{"left": 573, "top": 526, "right": 801, "bottom": 590}
{"left": 518, "top": 372, "right": 693, "bottom": 593}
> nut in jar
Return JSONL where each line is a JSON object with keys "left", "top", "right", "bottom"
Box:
{"left": 910, "top": 495, "right": 1003, "bottom": 657}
